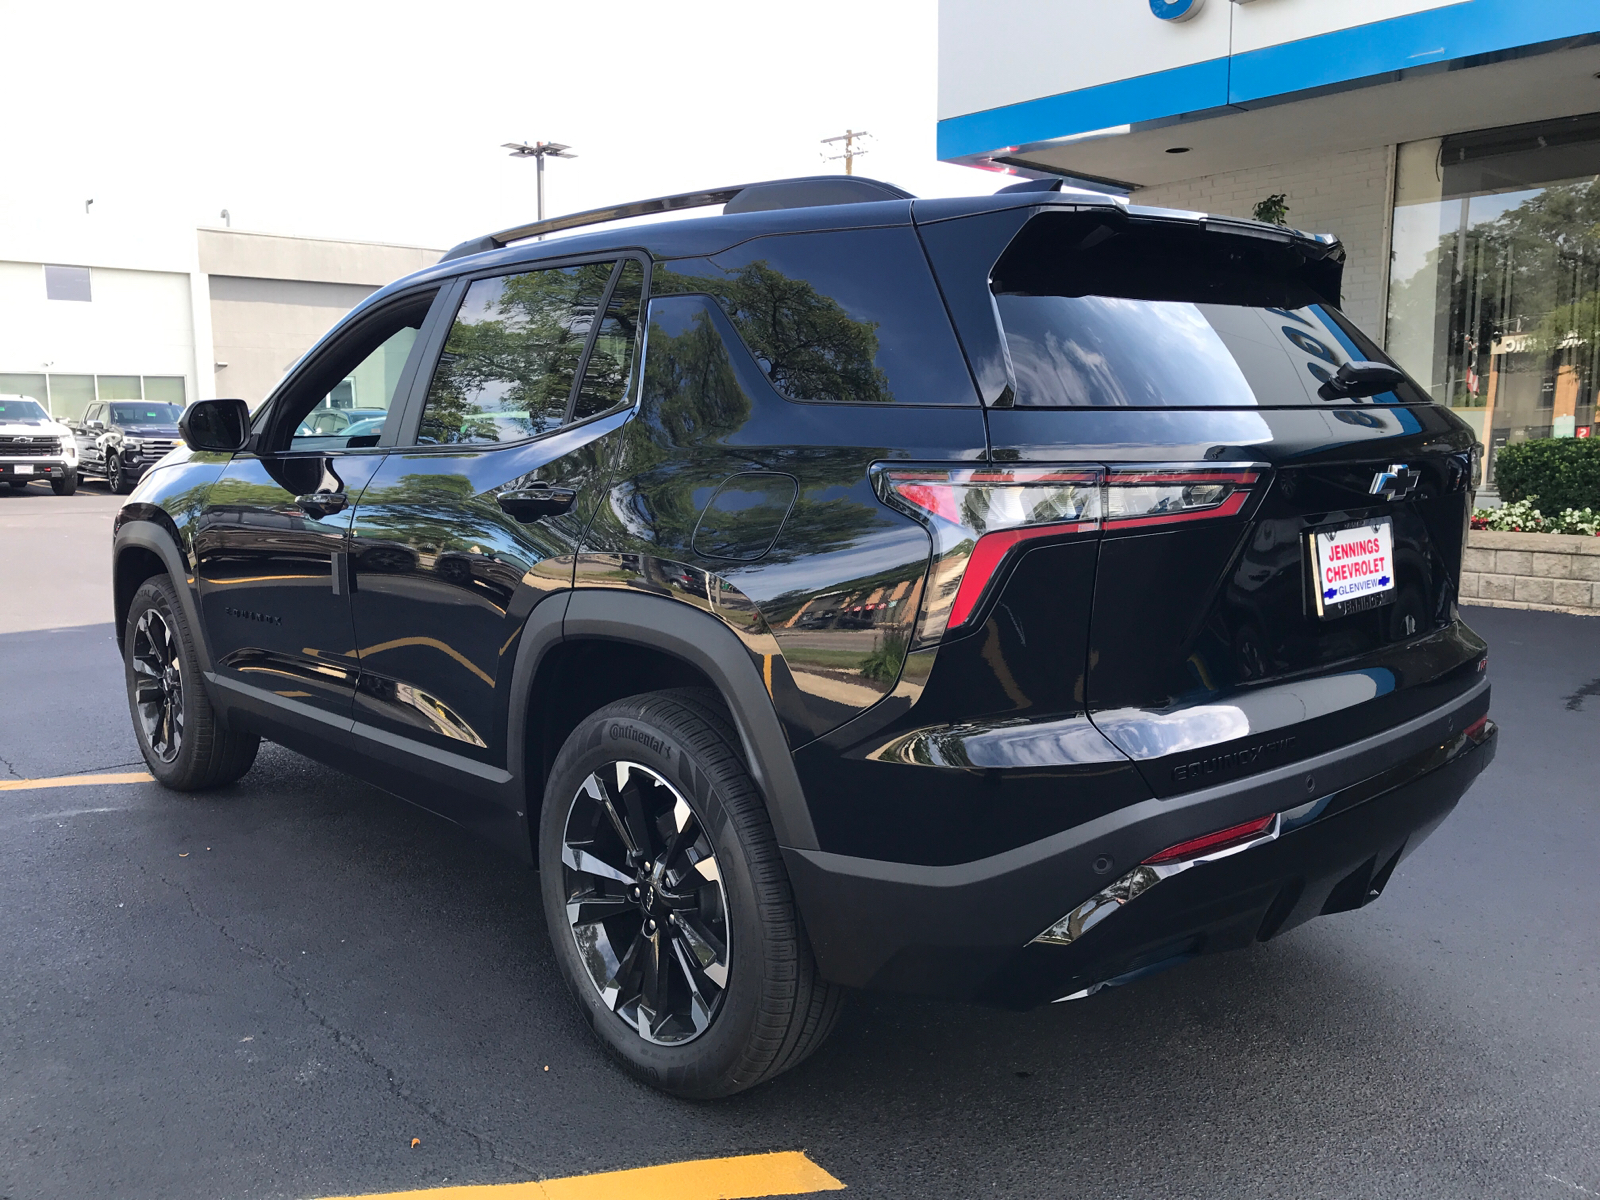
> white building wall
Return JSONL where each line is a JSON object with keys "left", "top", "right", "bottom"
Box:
{"left": 0, "top": 260, "right": 197, "bottom": 403}
{"left": 1132, "top": 145, "right": 1396, "bottom": 339}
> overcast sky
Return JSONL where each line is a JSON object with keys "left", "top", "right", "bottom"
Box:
{"left": 3, "top": 0, "right": 1005, "bottom": 250}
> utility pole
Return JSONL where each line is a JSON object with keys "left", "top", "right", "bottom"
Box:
{"left": 821, "top": 129, "right": 871, "bottom": 176}
{"left": 502, "top": 141, "right": 578, "bottom": 227}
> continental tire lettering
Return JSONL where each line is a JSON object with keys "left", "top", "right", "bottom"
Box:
{"left": 608, "top": 722, "right": 671, "bottom": 760}
{"left": 1172, "top": 735, "right": 1296, "bottom": 782}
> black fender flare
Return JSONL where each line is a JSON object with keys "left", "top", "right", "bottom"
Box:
{"left": 559, "top": 588, "right": 819, "bottom": 852}
{"left": 112, "top": 515, "right": 214, "bottom": 674}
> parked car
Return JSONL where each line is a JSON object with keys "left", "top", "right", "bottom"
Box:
{"left": 111, "top": 175, "right": 1497, "bottom": 1099}
{"left": 0, "top": 395, "right": 77, "bottom": 494}
{"left": 295, "top": 406, "right": 388, "bottom": 436}
{"left": 68, "top": 401, "right": 183, "bottom": 493}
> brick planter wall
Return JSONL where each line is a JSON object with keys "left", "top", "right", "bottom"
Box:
{"left": 1460, "top": 530, "right": 1600, "bottom": 615}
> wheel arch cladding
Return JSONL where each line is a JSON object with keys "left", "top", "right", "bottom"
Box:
{"left": 113, "top": 519, "right": 214, "bottom": 673}
{"left": 558, "top": 589, "right": 819, "bottom": 852}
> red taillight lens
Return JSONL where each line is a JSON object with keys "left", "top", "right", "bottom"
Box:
{"left": 1104, "top": 466, "right": 1263, "bottom": 530}
{"left": 876, "top": 461, "right": 1268, "bottom": 644}
{"left": 876, "top": 466, "right": 1100, "bottom": 642}
{"left": 1143, "top": 813, "right": 1276, "bottom": 865}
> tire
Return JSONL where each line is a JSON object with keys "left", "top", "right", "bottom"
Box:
{"left": 123, "top": 574, "right": 259, "bottom": 790}
{"left": 540, "top": 689, "right": 844, "bottom": 1099}
{"left": 6, "top": 479, "right": 26, "bottom": 491}
{"left": 52, "top": 471, "right": 77, "bottom": 496}
{"left": 109, "top": 454, "right": 136, "bottom": 494}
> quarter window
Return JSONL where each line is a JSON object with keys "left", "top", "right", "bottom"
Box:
{"left": 418, "top": 261, "right": 615, "bottom": 445}
{"left": 573, "top": 260, "right": 645, "bottom": 421}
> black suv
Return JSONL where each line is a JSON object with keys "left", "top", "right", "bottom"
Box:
{"left": 70, "top": 400, "right": 184, "bottom": 493}
{"left": 112, "top": 176, "right": 1496, "bottom": 1098}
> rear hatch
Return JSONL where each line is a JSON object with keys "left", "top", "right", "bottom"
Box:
{"left": 931, "top": 202, "right": 1486, "bottom": 798}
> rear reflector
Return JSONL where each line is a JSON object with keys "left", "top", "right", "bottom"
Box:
{"left": 1143, "top": 813, "right": 1277, "bottom": 865}
{"left": 1463, "top": 715, "right": 1490, "bottom": 743}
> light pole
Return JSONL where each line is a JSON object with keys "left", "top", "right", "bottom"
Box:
{"left": 502, "top": 141, "right": 578, "bottom": 226}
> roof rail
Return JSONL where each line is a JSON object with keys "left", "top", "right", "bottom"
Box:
{"left": 438, "top": 175, "right": 915, "bottom": 263}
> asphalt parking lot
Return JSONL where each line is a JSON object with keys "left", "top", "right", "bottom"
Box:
{"left": 3, "top": 477, "right": 1599, "bottom": 1200}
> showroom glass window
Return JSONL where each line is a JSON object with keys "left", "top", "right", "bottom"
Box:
{"left": 1388, "top": 114, "right": 1600, "bottom": 482}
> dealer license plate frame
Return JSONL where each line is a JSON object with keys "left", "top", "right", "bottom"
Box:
{"left": 1308, "top": 515, "right": 1397, "bottom": 620}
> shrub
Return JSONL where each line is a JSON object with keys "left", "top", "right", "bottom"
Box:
{"left": 1492, "top": 437, "right": 1600, "bottom": 511}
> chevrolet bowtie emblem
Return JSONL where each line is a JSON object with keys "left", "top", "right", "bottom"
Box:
{"left": 1369, "top": 464, "right": 1419, "bottom": 500}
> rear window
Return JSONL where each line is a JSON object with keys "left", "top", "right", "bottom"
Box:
{"left": 992, "top": 212, "right": 1428, "bottom": 408}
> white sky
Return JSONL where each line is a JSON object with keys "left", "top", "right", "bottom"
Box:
{"left": 3, "top": 0, "right": 1006, "bottom": 251}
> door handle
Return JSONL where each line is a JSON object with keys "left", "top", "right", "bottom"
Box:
{"left": 497, "top": 485, "right": 577, "bottom": 523}
{"left": 294, "top": 491, "right": 348, "bottom": 516}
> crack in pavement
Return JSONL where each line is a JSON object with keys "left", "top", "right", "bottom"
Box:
{"left": 153, "top": 866, "right": 538, "bottom": 1178}
{"left": 0, "top": 753, "right": 22, "bottom": 780}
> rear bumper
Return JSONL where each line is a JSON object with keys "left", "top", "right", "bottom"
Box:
{"left": 785, "top": 679, "right": 1494, "bottom": 1004}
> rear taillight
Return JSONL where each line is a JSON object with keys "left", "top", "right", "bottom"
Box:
{"left": 876, "top": 466, "right": 1099, "bottom": 644}
{"left": 1104, "top": 465, "right": 1264, "bottom": 530}
{"left": 875, "top": 462, "right": 1268, "bottom": 643}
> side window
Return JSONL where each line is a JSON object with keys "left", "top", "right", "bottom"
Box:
{"left": 284, "top": 293, "right": 434, "bottom": 451}
{"left": 86, "top": 403, "right": 103, "bottom": 426}
{"left": 650, "top": 228, "right": 976, "bottom": 406}
{"left": 572, "top": 260, "right": 645, "bottom": 421}
{"left": 417, "top": 261, "right": 614, "bottom": 445}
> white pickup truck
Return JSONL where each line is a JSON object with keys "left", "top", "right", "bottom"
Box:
{"left": 0, "top": 396, "right": 77, "bottom": 495}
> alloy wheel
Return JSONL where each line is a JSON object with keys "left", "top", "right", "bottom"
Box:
{"left": 560, "top": 761, "right": 731, "bottom": 1045}
{"left": 109, "top": 456, "right": 124, "bottom": 492}
{"left": 131, "top": 609, "right": 184, "bottom": 762}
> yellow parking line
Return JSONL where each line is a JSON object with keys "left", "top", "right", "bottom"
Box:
{"left": 318, "top": 1150, "right": 844, "bottom": 1200}
{"left": 0, "top": 771, "right": 154, "bottom": 792}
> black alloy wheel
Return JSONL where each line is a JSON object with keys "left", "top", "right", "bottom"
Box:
{"left": 131, "top": 607, "right": 184, "bottom": 762}
{"left": 123, "top": 575, "right": 259, "bottom": 789}
{"left": 560, "top": 760, "right": 731, "bottom": 1045}
{"left": 540, "top": 690, "right": 844, "bottom": 1098}
{"left": 109, "top": 454, "right": 135, "bottom": 494}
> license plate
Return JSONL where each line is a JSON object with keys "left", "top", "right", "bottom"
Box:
{"left": 1310, "top": 517, "right": 1395, "bottom": 618}
{"left": 14, "top": 465, "right": 31, "bottom": 475}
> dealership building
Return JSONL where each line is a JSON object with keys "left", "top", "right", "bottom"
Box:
{"left": 939, "top": 0, "right": 1600, "bottom": 482}
{"left": 0, "top": 222, "right": 439, "bottom": 422}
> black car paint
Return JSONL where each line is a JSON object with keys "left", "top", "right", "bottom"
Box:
{"left": 112, "top": 187, "right": 1496, "bottom": 1007}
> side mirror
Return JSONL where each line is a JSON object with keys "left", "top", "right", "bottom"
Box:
{"left": 180, "top": 398, "right": 251, "bottom": 452}
{"left": 89, "top": 419, "right": 104, "bottom": 430}
{"left": 1318, "top": 360, "right": 1406, "bottom": 401}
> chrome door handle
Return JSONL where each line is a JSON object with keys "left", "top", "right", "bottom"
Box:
{"left": 294, "top": 490, "right": 348, "bottom": 515}
{"left": 497, "top": 485, "right": 577, "bottom": 523}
